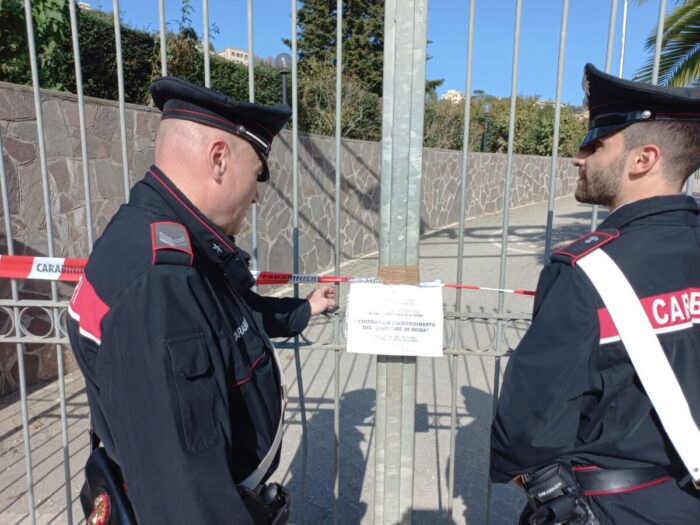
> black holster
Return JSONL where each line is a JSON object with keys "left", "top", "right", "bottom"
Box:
{"left": 80, "top": 446, "right": 137, "bottom": 525}
{"left": 520, "top": 464, "right": 599, "bottom": 525}
{"left": 239, "top": 482, "right": 291, "bottom": 525}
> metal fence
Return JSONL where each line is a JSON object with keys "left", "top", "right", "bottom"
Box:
{"left": 0, "top": 0, "right": 693, "bottom": 524}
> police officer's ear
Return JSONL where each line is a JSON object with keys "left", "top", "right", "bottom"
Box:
{"left": 208, "top": 138, "right": 231, "bottom": 182}
{"left": 627, "top": 143, "right": 661, "bottom": 179}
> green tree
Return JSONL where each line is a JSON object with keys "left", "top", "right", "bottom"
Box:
{"left": 288, "top": 0, "right": 384, "bottom": 95}
{"left": 423, "top": 99, "right": 466, "bottom": 150}
{"left": 78, "top": 9, "right": 156, "bottom": 104}
{"left": 0, "top": 0, "right": 73, "bottom": 89}
{"left": 423, "top": 95, "right": 586, "bottom": 156}
{"left": 634, "top": 0, "right": 700, "bottom": 86}
{"left": 297, "top": 59, "right": 381, "bottom": 140}
{"left": 162, "top": 27, "right": 204, "bottom": 86}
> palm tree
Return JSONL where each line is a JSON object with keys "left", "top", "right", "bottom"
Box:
{"left": 634, "top": 0, "right": 700, "bottom": 87}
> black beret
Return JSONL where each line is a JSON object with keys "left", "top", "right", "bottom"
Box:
{"left": 151, "top": 76, "right": 291, "bottom": 181}
{"left": 581, "top": 63, "right": 700, "bottom": 148}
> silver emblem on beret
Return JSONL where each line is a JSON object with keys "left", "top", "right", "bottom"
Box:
{"left": 642, "top": 110, "right": 652, "bottom": 119}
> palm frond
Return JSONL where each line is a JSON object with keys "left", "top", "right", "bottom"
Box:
{"left": 643, "top": 3, "right": 700, "bottom": 50}
{"left": 636, "top": 1, "right": 700, "bottom": 86}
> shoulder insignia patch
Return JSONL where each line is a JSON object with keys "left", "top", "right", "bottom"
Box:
{"left": 551, "top": 228, "right": 619, "bottom": 267}
{"left": 151, "top": 222, "right": 193, "bottom": 265}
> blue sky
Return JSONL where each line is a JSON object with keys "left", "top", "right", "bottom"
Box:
{"left": 98, "top": 0, "right": 671, "bottom": 105}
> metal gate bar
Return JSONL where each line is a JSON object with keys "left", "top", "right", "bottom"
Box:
{"left": 449, "top": 0, "right": 476, "bottom": 520}
{"left": 543, "top": 1, "right": 570, "bottom": 263}
{"left": 619, "top": 0, "right": 629, "bottom": 76}
{"left": 247, "top": 0, "right": 259, "bottom": 271}
{"left": 68, "top": 0, "right": 95, "bottom": 250}
{"left": 23, "top": 0, "right": 68, "bottom": 520}
{"left": 0, "top": 125, "right": 36, "bottom": 524}
{"left": 112, "top": 0, "right": 131, "bottom": 200}
{"left": 651, "top": 0, "right": 668, "bottom": 86}
{"left": 333, "top": 1, "right": 344, "bottom": 523}
{"left": 288, "top": 3, "right": 310, "bottom": 523}
{"left": 489, "top": 5, "right": 523, "bottom": 522}
{"left": 590, "top": 0, "right": 619, "bottom": 231}
{"left": 203, "top": 0, "right": 211, "bottom": 87}
{"left": 158, "top": 0, "right": 167, "bottom": 76}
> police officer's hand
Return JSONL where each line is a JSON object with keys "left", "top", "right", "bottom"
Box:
{"left": 306, "top": 285, "right": 337, "bottom": 316}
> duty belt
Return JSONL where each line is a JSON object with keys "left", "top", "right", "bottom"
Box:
{"left": 573, "top": 466, "right": 672, "bottom": 496}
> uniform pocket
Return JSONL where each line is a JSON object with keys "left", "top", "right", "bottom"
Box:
{"left": 167, "top": 333, "right": 218, "bottom": 454}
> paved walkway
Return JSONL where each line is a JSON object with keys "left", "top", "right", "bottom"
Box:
{"left": 0, "top": 195, "right": 608, "bottom": 524}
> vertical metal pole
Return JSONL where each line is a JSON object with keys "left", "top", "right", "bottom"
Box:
{"left": 0, "top": 133, "right": 35, "bottom": 525}
{"left": 69, "top": 0, "right": 94, "bottom": 249}
{"left": 247, "top": 0, "right": 258, "bottom": 271}
{"left": 203, "top": 0, "right": 211, "bottom": 87}
{"left": 619, "top": 0, "right": 628, "bottom": 77}
{"left": 455, "top": 0, "right": 476, "bottom": 310}
{"left": 651, "top": 0, "right": 667, "bottom": 86}
{"left": 686, "top": 172, "right": 696, "bottom": 196}
{"left": 159, "top": 0, "right": 167, "bottom": 76}
{"left": 495, "top": 0, "right": 522, "bottom": 353}
{"left": 375, "top": 1, "right": 428, "bottom": 522}
{"left": 591, "top": 0, "right": 618, "bottom": 231}
{"left": 112, "top": 0, "right": 130, "bottom": 200}
{"left": 333, "top": 1, "right": 343, "bottom": 523}
{"left": 449, "top": 0, "right": 475, "bottom": 521}
{"left": 446, "top": 353, "right": 459, "bottom": 523}
{"left": 490, "top": 2, "right": 522, "bottom": 523}
{"left": 281, "top": 74, "right": 288, "bottom": 106}
{"left": 448, "top": 0, "right": 475, "bottom": 312}
{"left": 290, "top": 3, "right": 309, "bottom": 522}
{"left": 543, "top": 0, "right": 569, "bottom": 264}
{"left": 487, "top": 355, "right": 503, "bottom": 524}
{"left": 24, "top": 0, "right": 69, "bottom": 519}
{"left": 604, "top": 0, "right": 618, "bottom": 74}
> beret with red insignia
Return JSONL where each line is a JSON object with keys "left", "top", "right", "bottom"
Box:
{"left": 581, "top": 63, "right": 700, "bottom": 148}
{"left": 151, "top": 76, "right": 291, "bottom": 182}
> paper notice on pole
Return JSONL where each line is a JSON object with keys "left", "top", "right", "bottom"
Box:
{"left": 346, "top": 282, "right": 443, "bottom": 357}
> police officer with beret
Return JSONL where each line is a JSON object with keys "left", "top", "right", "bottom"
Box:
{"left": 67, "top": 77, "right": 336, "bottom": 524}
{"left": 491, "top": 64, "right": 700, "bottom": 524}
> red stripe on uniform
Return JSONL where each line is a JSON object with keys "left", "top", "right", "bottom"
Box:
{"left": 68, "top": 276, "right": 110, "bottom": 344}
{"left": 231, "top": 354, "right": 266, "bottom": 388}
{"left": 598, "top": 287, "right": 700, "bottom": 342}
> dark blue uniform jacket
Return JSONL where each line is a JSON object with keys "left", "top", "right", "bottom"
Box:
{"left": 67, "top": 166, "right": 310, "bottom": 524}
{"left": 491, "top": 195, "right": 700, "bottom": 481}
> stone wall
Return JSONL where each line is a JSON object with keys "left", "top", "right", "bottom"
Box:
{"left": 0, "top": 82, "right": 578, "bottom": 395}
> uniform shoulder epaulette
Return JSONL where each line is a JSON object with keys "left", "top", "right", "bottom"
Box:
{"left": 151, "top": 221, "right": 193, "bottom": 266}
{"left": 551, "top": 228, "right": 619, "bottom": 267}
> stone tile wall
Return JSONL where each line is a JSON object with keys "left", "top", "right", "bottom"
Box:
{"left": 0, "top": 82, "right": 577, "bottom": 394}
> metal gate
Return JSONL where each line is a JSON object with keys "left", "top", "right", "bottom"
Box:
{"left": 0, "top": 0, "right": 693, "bottom": 524}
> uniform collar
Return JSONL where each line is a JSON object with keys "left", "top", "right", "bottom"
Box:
{"left": 139, "top": 165, "right": 256, "bottom": 291}
{"left": 599, "top": 194, "right": 699, "bottom": 229}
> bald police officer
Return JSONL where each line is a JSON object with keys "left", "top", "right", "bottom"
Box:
{"left": 68, "top": 77, "right": 335, "bottom": 524}
{"left": 491, "top": 64, "right": 700, "bottom": 524}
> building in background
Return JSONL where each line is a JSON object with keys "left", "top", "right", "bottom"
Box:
{"left": 216, "top": 47, "right": 250, "bottom": 66}
{"left": 441, "top": 89, "right": 465, "bottom": 104}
